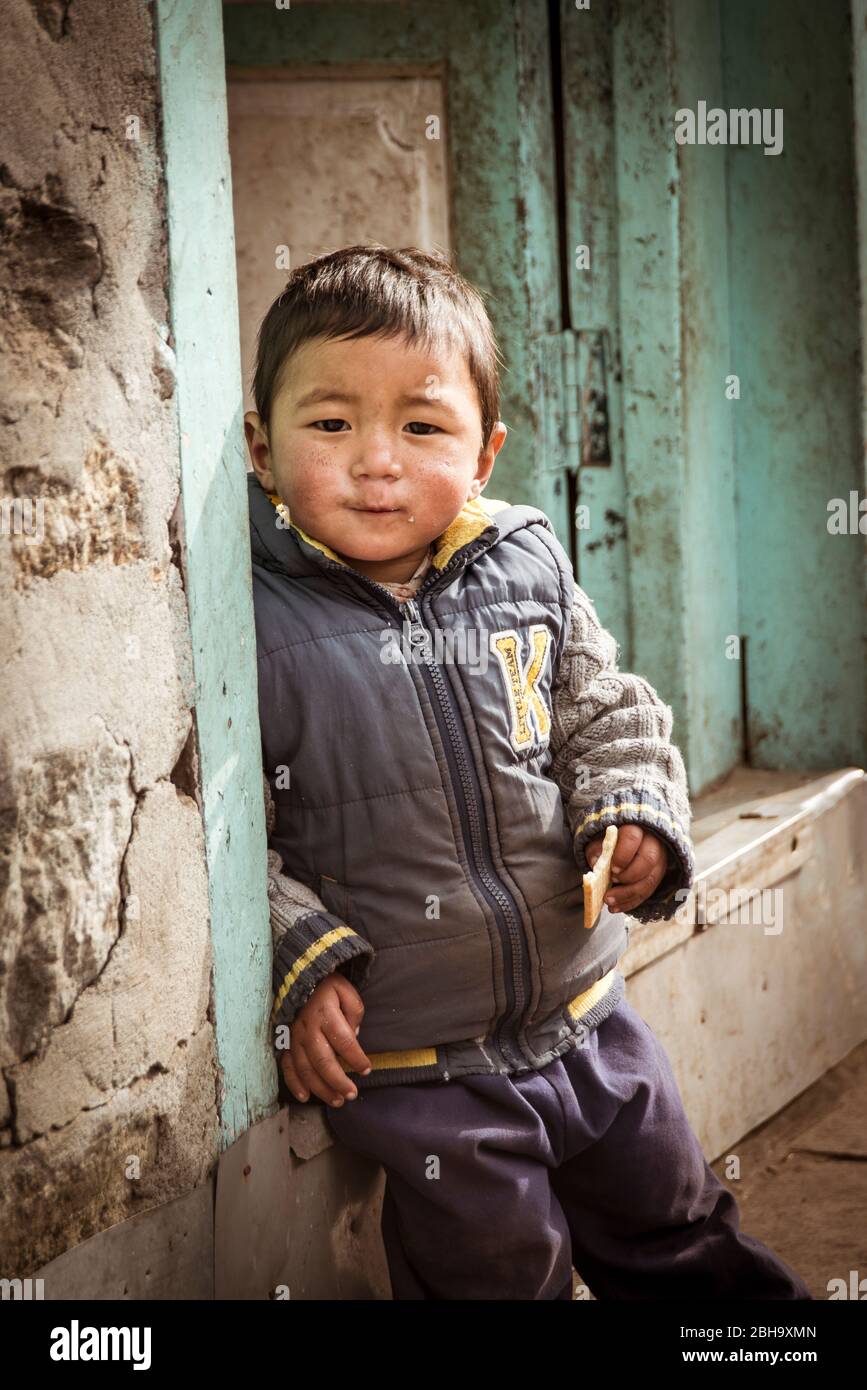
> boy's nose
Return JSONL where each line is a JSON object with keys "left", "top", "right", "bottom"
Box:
{"left": 351, "top": 435, "right": 402, "bottom": 476}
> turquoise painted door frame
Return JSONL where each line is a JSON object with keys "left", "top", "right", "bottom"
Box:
{"left": 156, "top": 0, "right": 275, "bottom": 1145}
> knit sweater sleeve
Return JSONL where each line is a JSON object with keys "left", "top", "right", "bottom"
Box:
{"left": 264, "top": 774, "right": 375, "bottom": 1036}
{"left": 547, "top": 587, "right": 695, "bottom": 923}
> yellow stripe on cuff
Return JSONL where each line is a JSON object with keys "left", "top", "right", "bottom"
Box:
{"left": 271, "top": 925, "right": 359, "bottom": 1019}
{"left": 574, "top": 801, "right": 685, "bottom": 841}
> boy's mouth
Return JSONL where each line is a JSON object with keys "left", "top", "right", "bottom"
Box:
{"left": 351, "top": 505, "right": 402, "bottom": 514}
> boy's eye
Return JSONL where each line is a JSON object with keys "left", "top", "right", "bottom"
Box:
{"left": 309, "top": 418, "right": 440, "bottom": 435}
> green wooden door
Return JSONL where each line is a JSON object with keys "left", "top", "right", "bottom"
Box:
{"left": 221, "top": 0, "right": 700, "bottom": 770}
{"left": 223, "top": 0, "right": 867, "bottom": 791}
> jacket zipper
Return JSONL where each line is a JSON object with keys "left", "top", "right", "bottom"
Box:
{"left": 283, "top": 534, "right": 534, "bottom": 1070}
{"left": 400, "top": 593, "right": 532, "bottom": 1071}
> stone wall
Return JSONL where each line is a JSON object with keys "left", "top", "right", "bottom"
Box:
{"left": 0, "top": 0, "right": 218, "bottom": 1275}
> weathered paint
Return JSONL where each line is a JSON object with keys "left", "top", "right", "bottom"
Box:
{"left": 672, "top": 0, "right": 742, "bottom": 786}
{"left": 562, "top": 0, "right": 741, "bottom": 788}
{"left": 722, "top": 0, "right": 865, "bottom": 769}
{"left": 609, "top": 1, "right": 692, "bottom": 749}
{"left": 565, "top": 0, "right": 864, "bottom": 786}
{"left": 156, "top": 0, "right": 275, "bottom": 1144}
{"left": 559, "top": 0, "right": 632, "bottom": 657}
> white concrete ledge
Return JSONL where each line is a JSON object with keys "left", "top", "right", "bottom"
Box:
{"left": 623, "top": 767, "right": 865, "bottom": 976}
{"left": 624, "top": 765, "right": 867, "bottom": 1160}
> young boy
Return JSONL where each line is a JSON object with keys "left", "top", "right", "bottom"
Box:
{"left": 245, "top": 245, "right": 811, "bottom": 1301}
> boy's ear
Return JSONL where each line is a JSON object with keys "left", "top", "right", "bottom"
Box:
{"left": 244, "top": 411, "right": 274, "bottom": 488}
{"left": 474, "top": 420, "right": 507, "bottom": 490}
{"left": 488, "top": 420, "right": 507, "bottom": 459}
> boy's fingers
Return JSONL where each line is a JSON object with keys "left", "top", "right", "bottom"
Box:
{"left": 280, "top": 1049, "right": 310, "bottom": 1102}
{"left": 610, "top": 834, "right": 666, "bottom": 885}
{"left": 330, "top": 971, "right": 366, "bottom": 1026}
{"left": 278, "top": 974, "right": 369, "bottom": 1106}
{"left": 291, "top": 1040, "right": 354, "bottom": 1107}
{"left": 322, "top": 1011, "right": 372, "bottom": 1078}
{"left": 609, "top": 824, "right": 643, "bottom": 875}
{"left": 298, "top": 1031, "right": 360, "bottom": 1105}
{"left": 605, "top": 864, "right": 665, "bottom": 911}
{"left": 583, "top": 835, "right": 604, "bottom": 868}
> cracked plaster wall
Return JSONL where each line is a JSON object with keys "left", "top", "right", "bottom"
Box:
{"left": 0, "top": 0, "right": 219, "bottom": 1275}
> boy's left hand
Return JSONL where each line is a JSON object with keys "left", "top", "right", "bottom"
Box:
{"left": 584, "top": 825, "right": 671, "bottom": 914}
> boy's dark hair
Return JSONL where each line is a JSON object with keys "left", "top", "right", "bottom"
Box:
{"left": 252, "top": 245, "right": 503, "bottom": 452}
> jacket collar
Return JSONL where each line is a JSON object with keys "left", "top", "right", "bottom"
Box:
{"left": 247, "top": 471, "right": 549, "bottom": 592}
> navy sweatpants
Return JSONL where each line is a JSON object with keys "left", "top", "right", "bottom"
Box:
{"left": 325, "top": 995, "right": 813, "bottom": 1300}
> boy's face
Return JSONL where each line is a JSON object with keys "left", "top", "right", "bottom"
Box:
{"left": 244, "top": 331, "right": 507, "bottom": 585}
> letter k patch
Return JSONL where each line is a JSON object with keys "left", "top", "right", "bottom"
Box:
{"left": 490, "top": 626, "right": 553, "bottom": 751}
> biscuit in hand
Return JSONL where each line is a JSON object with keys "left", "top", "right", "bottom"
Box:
{"left": 582, "top": 824, "right": 619, "bottom": 930}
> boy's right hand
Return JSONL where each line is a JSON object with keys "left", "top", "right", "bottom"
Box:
{"left": 279, "top": 971, "right": 372, "bottom": 1107}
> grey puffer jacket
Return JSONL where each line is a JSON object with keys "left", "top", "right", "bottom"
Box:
{"left": 249, "top": 473, "right": 695, "bottom": 1090}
